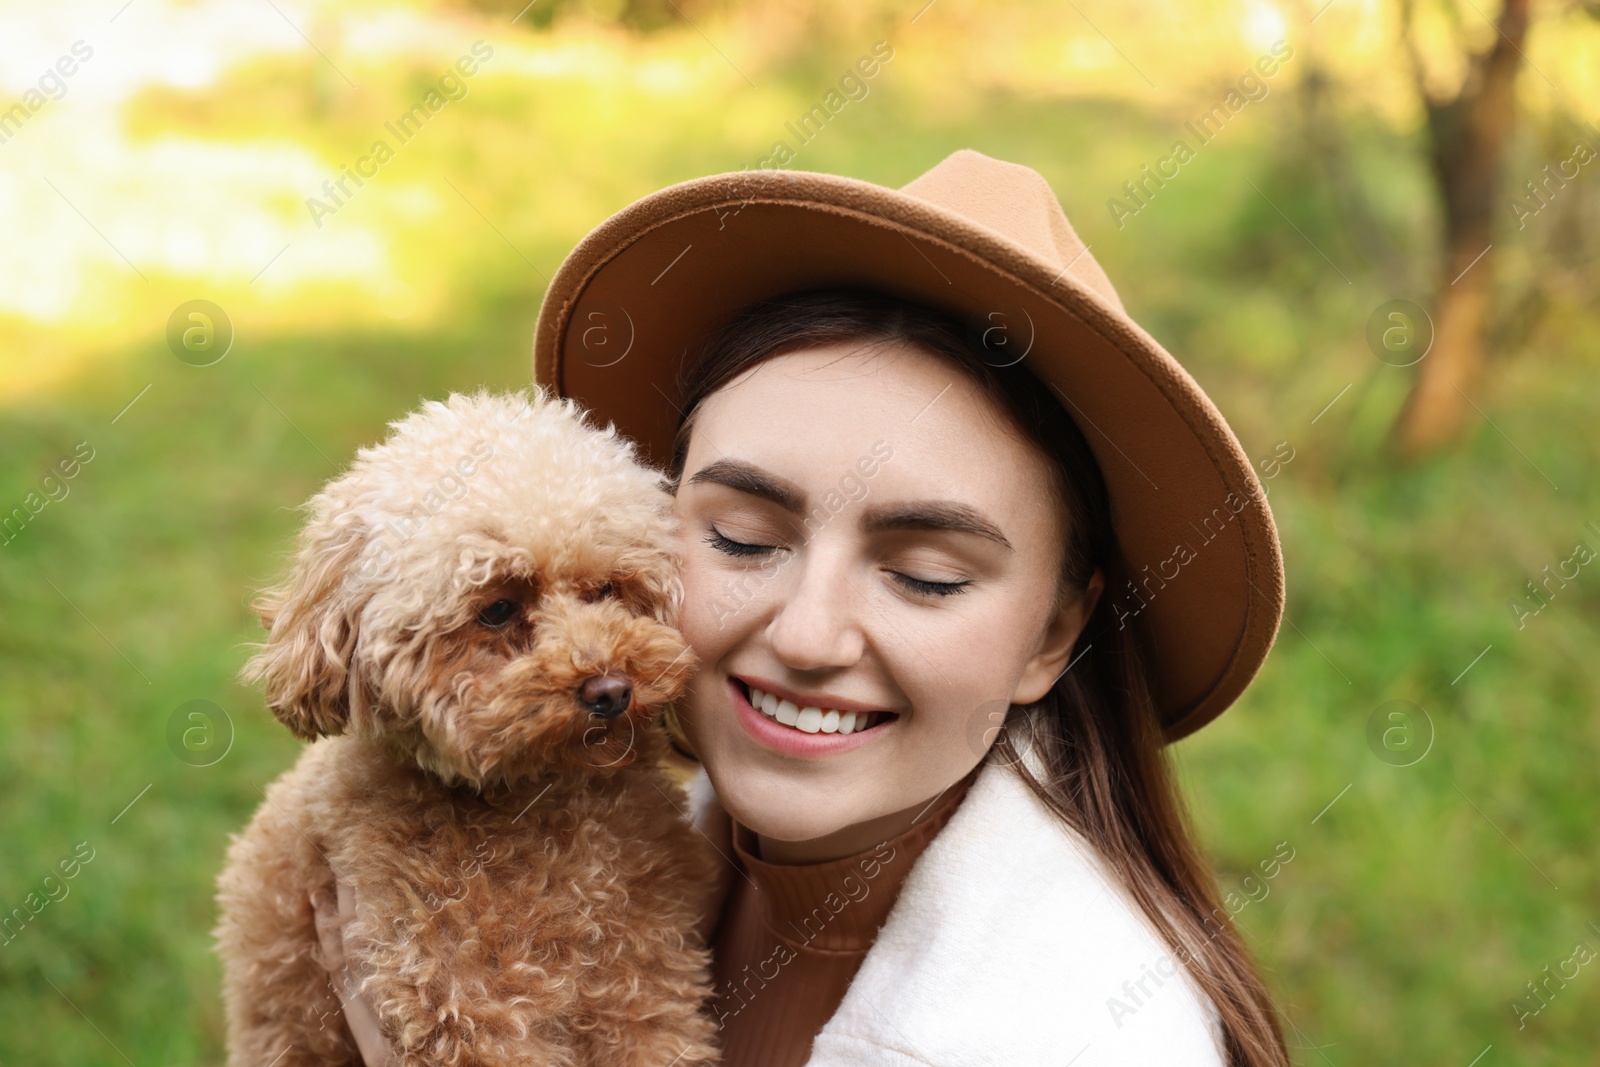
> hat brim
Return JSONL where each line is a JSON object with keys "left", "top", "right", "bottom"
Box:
{"left": 533, "top": 168, "right": 1283, "bottom": 740}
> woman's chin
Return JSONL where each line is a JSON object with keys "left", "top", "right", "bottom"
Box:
{"left": 710, "top": 762, "right": 862, "bottom": 845}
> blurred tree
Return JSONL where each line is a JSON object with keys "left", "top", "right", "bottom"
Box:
{"left": 1291, "top": 16, "right": 1406, "bottom": 291}
{"left": 1392, "top": 0, "right": 1530, "bottom": 456}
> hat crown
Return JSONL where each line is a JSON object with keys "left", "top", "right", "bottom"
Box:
{"left": 899, "top": 149, "right": 1125, "bottom": 313}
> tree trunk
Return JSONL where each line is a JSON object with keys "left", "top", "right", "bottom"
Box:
{"left": 1393, "top": 0, "right": 1531, "bottom": 456}
{"left": 1396, "top": 238, "right": 1493, "bottom": 451}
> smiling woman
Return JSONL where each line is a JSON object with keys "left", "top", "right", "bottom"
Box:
{"left": 650, "top": 287, "right": 1284, "bottom": 1065}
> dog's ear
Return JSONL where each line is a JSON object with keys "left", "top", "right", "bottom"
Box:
{"left": 241, "top": 516, "right": 369, "bottom": 740}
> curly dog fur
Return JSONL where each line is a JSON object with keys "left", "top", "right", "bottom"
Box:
{"left": 214, "top": 390, "right": 720, "bottom": 1067}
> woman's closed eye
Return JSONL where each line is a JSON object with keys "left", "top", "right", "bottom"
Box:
{"left": 704, "top": 525, "right": 777, "bottom": 558}
{"left": 891, "top": 572, "right": 970, "bottom": 597}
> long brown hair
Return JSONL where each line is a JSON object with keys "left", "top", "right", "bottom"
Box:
{"left": 663, "top": 288, "right": 1287, "bottom": 1066}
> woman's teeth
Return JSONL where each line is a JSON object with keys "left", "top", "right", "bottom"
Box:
{"left": 747, "top": 686, "right": 881, "bottom": 735}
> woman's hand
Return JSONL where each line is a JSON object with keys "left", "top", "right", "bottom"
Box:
{"left": 309, "top": 878, "right": 399, "bottom": 1067}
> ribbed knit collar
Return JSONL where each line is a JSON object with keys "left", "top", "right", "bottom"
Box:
{"left": 726, "top": 765, "right": 981, "bottom": 954}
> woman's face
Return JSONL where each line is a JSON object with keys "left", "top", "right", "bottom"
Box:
{"left": 672, "top": 341, "right": 1099, "bottom": 863}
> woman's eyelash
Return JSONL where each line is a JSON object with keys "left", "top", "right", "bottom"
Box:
{"left": 893, "top": 573, "right": 970, "bottom": 597}
{"left": 704, "top": 527, "right": 774, "bottom": 557}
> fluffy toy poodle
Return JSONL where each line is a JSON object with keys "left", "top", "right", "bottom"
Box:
{"left": 214, "top": 390, "right": 720, "bottom": 1067}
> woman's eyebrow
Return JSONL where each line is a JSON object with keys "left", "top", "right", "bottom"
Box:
{"left": 860, "top": 501, "right": 1013, "bottom": 550}
{"left": 686, "top": 459, "right": 805, "bottom": 512}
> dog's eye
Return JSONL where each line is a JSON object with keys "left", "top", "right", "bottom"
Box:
{"left": 477, "top": 599, "right": 519, "bottom": 627}
{"left": 580, "top": 581, "right": 616, "bottom": 603}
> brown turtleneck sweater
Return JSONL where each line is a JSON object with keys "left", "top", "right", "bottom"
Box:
{"left": 707, "top": 765, "right": 981, "bottom": 1067}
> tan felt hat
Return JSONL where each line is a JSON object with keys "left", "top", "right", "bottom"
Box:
{"left": 533, "top": 149, "right": 1284, "bottom": 740}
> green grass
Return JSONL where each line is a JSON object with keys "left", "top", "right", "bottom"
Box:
{"left": 3, "top": 29, "right": 1598, "bottom": 1067}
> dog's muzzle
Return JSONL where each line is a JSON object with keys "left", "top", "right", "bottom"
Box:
{"left": 578, "top": 672, "right": 632, "bottom": 719}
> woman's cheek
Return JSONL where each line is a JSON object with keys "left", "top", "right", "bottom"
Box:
{"left": 676, "top": 548, "right": 724, "bottom": 653}
{"left": 902, "top": 625, "right": 1018, "bottom": 761}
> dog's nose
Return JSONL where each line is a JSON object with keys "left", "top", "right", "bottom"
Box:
{"left": 578, "top": 672, "right": 633, "bottom": 719}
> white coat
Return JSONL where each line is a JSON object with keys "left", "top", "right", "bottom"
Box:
{"left": 685, "top": 743, "right": 1227, "bottom": 1067}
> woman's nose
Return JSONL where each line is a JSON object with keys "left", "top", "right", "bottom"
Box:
{"left": 764, "top": 545, "right": 865, "bottom": 671}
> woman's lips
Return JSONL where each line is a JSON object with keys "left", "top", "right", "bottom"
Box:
{"left": 728, "top": 678, "right": 896, "bottom": 758}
